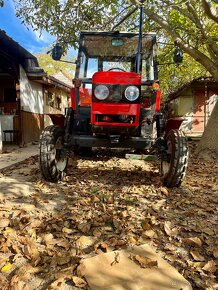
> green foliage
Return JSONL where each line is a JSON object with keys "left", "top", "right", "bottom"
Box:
{"left": 157, "top": 42, "right": 207, "bottom": 98}
{"left": 14, "top": 0, "right": 123, "bottom": 49}
{"left": 36, "top": 51, "right": 75, "bottom": 76}
{"left": 159, "top": 55, "right": 206, "bottom": 99}
{"left": 10, "top": 0, "right": 218, "bottom": 82}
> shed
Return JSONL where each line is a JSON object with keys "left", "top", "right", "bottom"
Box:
{"left": 167, "top": 77, "right": 218, "bottom": 135}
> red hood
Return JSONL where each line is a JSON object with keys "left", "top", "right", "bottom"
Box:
{"left": 92, "top": 71, "right": 141, "bottom": 85}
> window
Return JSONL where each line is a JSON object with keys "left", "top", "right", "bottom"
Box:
{"left": 103, "top": 60, "right": 131, "bottom": 72}
{"left": 141, "top": 57, "right": 154, "bottom": 80}
{"left": 87, "top": 58, "right": 98, "bottom": 77}
{"left": 56, "top": 96, "right": 61, "bottom": 110}
{"left": 78, "top": 51, "right": 87, "bottom": 78}
{"left": 47, "top": 92, "right": 54, "bottom": 107}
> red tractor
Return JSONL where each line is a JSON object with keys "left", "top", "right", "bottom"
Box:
{"left": 39, "top": 29, "right": 188, "bottom": 187}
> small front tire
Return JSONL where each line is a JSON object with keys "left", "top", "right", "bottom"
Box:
{"left": 160, "top": 129, "right": 189, "bottom": 187}
{"left": 39, "top": 125, "right": 68, "bottom": 182}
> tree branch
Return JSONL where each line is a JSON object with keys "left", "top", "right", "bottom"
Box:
{"left": 187, "top": 1, "right": 218, "bottom": 59}
{"left": 162, "top": 0, "right": 197, "bottom": 24}
{"left": 202, "top": 0, "right": 218, "bottom": 23}
{"left": 112, "top": 6, "right": 137, "bottom": 30}
{"left": 143, "top": 7, "right": 218, "bottom": 80}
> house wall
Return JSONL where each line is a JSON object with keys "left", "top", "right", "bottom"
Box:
{"left": 171, "top": 86, "right": 218, "bottom": 134}
{"left": 21, "top": 111, "right": 44, "bottom": 143}
{"left": 20, "top": 66, "right": 44, "bottom": 114}
{"left": 19, "top": 65, "right": 44, "bottom": 143}
{"left": 171, "top": 88, "right": 193, "bottom": 132}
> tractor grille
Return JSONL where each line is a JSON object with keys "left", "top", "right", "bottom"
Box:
{"left": 92, "top": 84, "right": 141, "bottom": 103}
{"left": 108, "top": 85, "right": 122, "bottom": 102}
{"left": 96, "top": 114, "right": 135, "bottom": 124}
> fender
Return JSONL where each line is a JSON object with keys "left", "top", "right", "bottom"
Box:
{"left": 165, "top": 117, "right": 184, "bottom": 135}
{"left": 47, "top": 114, "right": 65, "bottom": 128}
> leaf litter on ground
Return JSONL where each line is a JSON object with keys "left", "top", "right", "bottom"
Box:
{"left": 0, "top": 143, "right": 217, "bottom": 289}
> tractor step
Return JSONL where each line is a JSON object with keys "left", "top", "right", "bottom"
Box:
{"left": 125, "top": 154, "right": 158, "bottom": 161}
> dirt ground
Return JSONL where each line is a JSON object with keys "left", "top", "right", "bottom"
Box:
{"left": 0, "top": 141, "right": 217, "bottom": 290}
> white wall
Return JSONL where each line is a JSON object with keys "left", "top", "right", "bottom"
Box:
{"left": 19, "top": 65, "right": 44, "bottom": 114}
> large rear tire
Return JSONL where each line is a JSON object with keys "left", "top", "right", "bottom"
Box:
{"left": 160, "top": 129, "right": 189, "bottom": 187}
{"left": 39, "top": 125, "right": 68, "bottom": 182}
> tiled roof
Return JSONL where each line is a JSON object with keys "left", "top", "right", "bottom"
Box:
{"left": 52, "top": 71, "right": 73, "bottom": 87}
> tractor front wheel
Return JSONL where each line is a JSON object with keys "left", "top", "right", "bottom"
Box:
{"left": 39, "top": 125, "right": 68, "bottom": 182}
{"left": 160, "top": 129, "right": 189, "bottom": 187}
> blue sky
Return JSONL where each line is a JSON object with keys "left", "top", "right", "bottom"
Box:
{"left": 0, "top": 0, "right": 55, "bottom": 55}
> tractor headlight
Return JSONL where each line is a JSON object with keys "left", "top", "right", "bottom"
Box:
{"left": 94, "top": 85, "right": 109, "bottom": 100}
{"left": 125, "top": 86, "right": 139, "bottom": 101}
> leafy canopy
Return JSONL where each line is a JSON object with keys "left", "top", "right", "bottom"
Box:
{"left": 1, "top": 0, "right": 217, "bottom": 91}
{"left": 36, "top": 51, "right": 75, "bottom": 75}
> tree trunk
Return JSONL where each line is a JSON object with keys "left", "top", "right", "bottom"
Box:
{"left": 196, "top": 100, "right": 218, "bottom": 154}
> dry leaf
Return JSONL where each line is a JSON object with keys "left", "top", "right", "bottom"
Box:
{"left": 143, "top": 229, "right": 156, "bottom": 239}
{"left": 129, "top": 254, "right": 158, "bottom": 268}
{"left": 55, "top": 265, "right": 76, "bottom": 280}
{"left": 0, "top": 218, "right": 10, "bottom": 228}
{"left": 213, "top": 249, "right": 218, "bottom": 258}
{"left": 10, "top": 275, "right": 29, "bottom": 290}
{"left": 56, "top": 256, "right": 71, "bottom": 266}
{"left": 72, "top": 276, "right": 87, "bottom": 288}
{"left": 77, "top": 262, "right": 86, "bottom": 277}
{"left": 49, "top": 277, "right": 65, "bottom": 289}
{"left": 92, "top": 228, "right": 102, "bottom": 237}
{"left": 78, "top": 223, "right": 91, "bottom": 233}
{"left": 183, "top": 237, "right": 202, "bottom": 247}
{"left": 160, "top": 186, "right": 169, "bottom": 196}
{"left": 91, "top": 195, "right": 100, "bottom": 203}
{"left": 187, "top": 260, "right": 205, "bottom": 269}
{"left": 16, "top": 264, "right": 41, "bottom": 280}
{"left": 128, "top": 235, "right": 137, "bottom": 244}
{"left": 202, "top": 227, "right": 214, "bottom": 235}
{"left": 202, "top": 260, "right": 217, "bottom": 273}
{"left": 190, "top": 250, "right": 205, "bottom": 261}
{"left": 42, "top": 233, "right": 55, "bottom": 245}
{"left": 141, "top": 219, "right": 152, "bottom": 230}
{"left": 76, "top": 236, "right": 96, "bottom": 250}
{"left": 164, "top": 221, "right": 178, "bottom": 236}
{"left": 95, "top": 241, "right": 109, "bottom": 253}
{"left": 62, "top": 227, "right": 74, "bottom": 234}
{"left": 21, "top": 204, "right": 36, "bottom": 211}
{"left": 21, "top": 237, "right": 40, "bottom": 266}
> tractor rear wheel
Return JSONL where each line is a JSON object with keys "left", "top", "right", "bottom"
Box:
{"left": 160, "top": 129, "right": 189, "bottom": 187}
{"left": 39, "top": 125, "right": 68, "bottom": 182}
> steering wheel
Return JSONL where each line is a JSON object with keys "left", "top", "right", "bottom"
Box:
{"left": 107, "top": 67, "right": 126, "bottom": 72}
